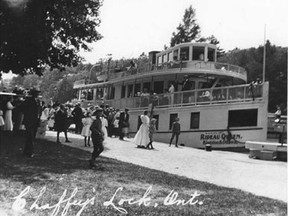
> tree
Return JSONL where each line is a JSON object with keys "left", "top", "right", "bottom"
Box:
{"left": 170, "top": 6, "right": 201, "bottom": 47}
{"left": 0, "top": 0, "right": 102, "bottom": 76}
{"left": 169, "top": 5, "right": 224, "bottom": 55}
{"left": 218, "top": 41, "right": 287, "bottom": 113}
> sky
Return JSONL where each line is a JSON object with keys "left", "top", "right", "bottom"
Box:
{"left": 2, "top": 0, "right": 287, "bottom": 80}
{"left": 80, "top": 0, "right": 288, "bottom": 64}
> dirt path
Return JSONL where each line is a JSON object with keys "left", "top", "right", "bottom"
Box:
{"left": 46, "top": 131, "right": 287, "bottom": 202}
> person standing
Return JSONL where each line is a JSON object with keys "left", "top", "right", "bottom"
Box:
{"left": 72, "top": 103, "right": 84, "bottom": 134}
{"left": 133, "top": 110, "right": 150, "bottom": 148}
{"left": 274, "top": 105, "right": 283, "bottom": 143}
{"left": 274, "top": 105, "right": 282, "bottom": 123}
{"left": 89, "top": 108, "right": 104, "bottom": 168}
{"left": 168, "top": 83, "right": 175, "bottom": 105}
{"left": 38, "top": 102, "right": 49, "bottom": 138}
{"left": 21, "top": 89, "right": 41, "bottom": 157}
{"left": 100, "top": 114, "right": 108, "bottom": 140}
{"left": 180, "top": 75, "right": 193, "bottom": 103}
{"left": 3, "top": 96, "right": 14, "bottom": 132}
{"left": 81, "top": 111, "right": 93, "bottom": 147}
{"left": 119, "top": 108, "right": 129, "bottom": 140}
{"left": 147, "top": 118, "right": 157, "bottom": 149}
{"left": 107, "top": 108, "right": 115, "bottom": 137}
{"left": 54, "top": 104, "right": 71, "bottom": 144}
{"left": 169, "top": 117, "right": 181, "bottom": 147}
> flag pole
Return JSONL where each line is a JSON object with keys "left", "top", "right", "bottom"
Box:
{"left": 262, "top": 24, "right": 266, "bottom": 83}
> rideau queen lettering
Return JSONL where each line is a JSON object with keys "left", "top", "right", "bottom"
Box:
{"left": 200, "top": 132, "right": 242, "bottom": 145}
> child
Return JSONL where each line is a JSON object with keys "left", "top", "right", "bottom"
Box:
{"left": 147, "top": 118, "right": 157, "bottom": 149}
{"left": 113, "top": 117, "right": 119, "bottom": 138}
{"left": 169, "top": 117, "right": 181, "bottom": 147}
{"left": 81, "top": 111, "right": 93, "bottom": 147}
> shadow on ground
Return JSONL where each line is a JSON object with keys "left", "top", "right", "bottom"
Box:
{"left": 0, "top": 131, "right": 116, "bottom": 185}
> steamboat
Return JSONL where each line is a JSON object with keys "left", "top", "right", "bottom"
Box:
{"left": 73, "top": 42, "right": 269, "bottom": 149}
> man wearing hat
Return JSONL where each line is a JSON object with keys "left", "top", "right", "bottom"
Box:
{"left": 89, "top": 107, "right": 104, "bottom": 168}
{"left": 180, "top": 75, "right": 193, "bottom": 103}
{"left": 119, "top": 108, "right": 129, "bottom": 140}
{"left": 71, "top": 103, "right": 84, "bottom": 134}
{"left": 21, "top": 88, "right": 41, "bottom": 157}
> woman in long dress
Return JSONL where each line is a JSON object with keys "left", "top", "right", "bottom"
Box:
{"left": 4, "top": 96, "right": 14, "bottom": 132}
{"left": 38, "top": 104, "right": 49, "bottom": 138}
{"left": 81, "top": 111, "right": 93, "bottom": 147}
{"left": 133, "top": 110, "right": 150, "bottom": 148}
{"left": 100, "top": 115, "right": 108, "bottom": 140}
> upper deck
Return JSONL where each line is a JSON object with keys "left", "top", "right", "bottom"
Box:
{"left": 74, "top": 43, "right": 247, "bottom": 90}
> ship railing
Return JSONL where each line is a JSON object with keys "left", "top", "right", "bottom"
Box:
{"left": 107, "top": 61, "right": 247, "bottom": 80}
{"left": 83, "top": 83, "right": 263, "bottom": 110}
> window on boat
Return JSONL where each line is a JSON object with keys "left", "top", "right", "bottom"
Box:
{"left": 228, "top": 109, "right": 258, "bottom": 127}
{"left": 198, "top": 81, "right": 210, "bottom": 89}
{"left": 168, "top": 52, "right": 173, "bottom": 62}
{"left": 163, "top": 54, "right": 168, "bottom": 63}
{"left": 152, "top": 114, "right": 159, "bottom": 130}
{"left": 108, "top": 86, "right": 115, "bottom": 99}
{"left": 153, "top": 81, "right": 164, "bottom": 94}
{"left": 192, "top": 46, "right": 205, "bottom": 61}
{"left": 157, "top": 56, "right": 162, "bottom": 65}
{"left": 169, "top": 113, "right": 178, "bottom": 130}
{"left": 190, "top": 112, "right": 200, "bottom": 129}
{"left": 81, "top": 90, "right": 87, "bottom": 100}
{"left": 180, "top": 47, "right": 189, "bottom": 61}
{"left": 143, "top": 82, "right": 151, "bottom": 93}
{"left": 87, "top": 89, "right": 93, "bottom": 100}
{"left": 173, "top": 49, "right": 179, "bottom": 61}
{"left": 121, "top": 85, "right": 126, "bottom": 98}
{"left": 134, "top": 83, "right": 141, "bottom": 96}
{"left": 127, "top": 84, "right": 133, "bottom": 97}
{"left": 208, "top": 47, "right": 215, "bottom": 62}
{"left": 96, "top": 88, "right": 103, "bottom": 99}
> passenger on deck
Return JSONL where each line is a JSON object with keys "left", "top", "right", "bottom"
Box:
{"left": 180, "top": 75, "right": 193, "bottom": 103}
{"left": 168, "top": 83, "right": 175, "bottom": 105}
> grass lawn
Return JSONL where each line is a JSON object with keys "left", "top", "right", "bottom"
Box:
{"left": 0, "top": 132, "right": 287, "bottom": 216}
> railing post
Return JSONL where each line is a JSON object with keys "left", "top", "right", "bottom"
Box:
{"left": 243, "top": 85, "right": 246, "bottom": 101}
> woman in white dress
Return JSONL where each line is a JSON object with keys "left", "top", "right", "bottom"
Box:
{"left": 38, "top": 105, "right": 49, "bottom": 138}
{"left": 133, "top": 110, "right": 150, "bottom": 148}
{"left": 4, "top": 96, "right": 14, "bottom": 132}
{"left": 81, "top": 111, "right": 93, "bottom": 147}
{"left": 168, "top": 83, "right": 175, "bottom": 105}
{"left": 101, "top": 115, "right": 108, "bottom": 140}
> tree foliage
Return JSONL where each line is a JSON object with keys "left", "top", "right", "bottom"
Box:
{"left": 0, "top": 0, "right": 102, "bottom": 76}
{"left": 218, "top": 41, "right": 287, "bottom": 113}
{"left": 169, "top": 5, "right": 223, "bottom": 55}
{"left": 170, "top": 6, "right": 201, "bottom": 47}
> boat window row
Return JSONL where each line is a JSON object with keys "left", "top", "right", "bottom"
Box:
{"left": 156, "top": 45, "right": 216, "bottom": 66}
{"left": 136, "top": 108, "right": 258, "bottom": 131}
{"left": 78, "top": 82, "right": 263, "bottom": 106}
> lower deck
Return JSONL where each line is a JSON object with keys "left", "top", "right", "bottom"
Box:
{"left": 76, "top": 82, "right": 269, "bottom": 149}
{"left": 128, "top": 101, "right": 268, "bottom": 148}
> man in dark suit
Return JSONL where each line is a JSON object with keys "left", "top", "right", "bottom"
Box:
{"left": 72, "top": 103, "right": 83, "bottom": 134}
{"left": 89, "top": 108, "right": 104, "bottom": 168}
{"left": 118, "top": 108, "right": 129, "bottom": 140}
{"left": 181, "top": 75, "right": 193, "bottom": 91}
{"left": 180, "top": 75, "right": 193, "bottom": 103}
{"left": 21, "top": 88, "right": 41, "bottom": 158}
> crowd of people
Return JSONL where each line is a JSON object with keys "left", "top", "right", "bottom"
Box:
{"left": 0, "top": 86, "right": 183, "bottom": 168}
{"left": 0, "top": 89, "right": 131, "bottom": 163}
